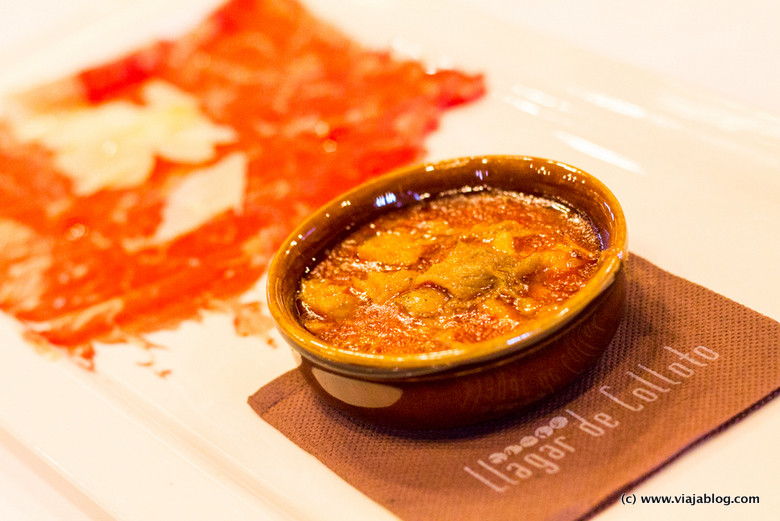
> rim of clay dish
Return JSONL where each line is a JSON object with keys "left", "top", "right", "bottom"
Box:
{"left": 266, "top": 155, "right": 628, "bottom": 379}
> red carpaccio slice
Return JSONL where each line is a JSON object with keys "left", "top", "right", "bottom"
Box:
{"left": 0, "top": 0, "right": 485, "bottom": 366}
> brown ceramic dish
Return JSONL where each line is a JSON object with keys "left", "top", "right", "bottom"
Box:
{"left": 267, "top": 155, "right": 628, "bottom": 429}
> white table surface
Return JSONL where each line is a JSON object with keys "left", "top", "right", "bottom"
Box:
{"left": 0, "top": 1, "right": 778, "bottom": 520}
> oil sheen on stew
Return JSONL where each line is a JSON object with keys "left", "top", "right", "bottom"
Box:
{"left": 297, "top": 189, "right": 604, "bottom": 355}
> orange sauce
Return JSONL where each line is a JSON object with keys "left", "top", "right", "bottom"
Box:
{"left": 297, "top": 189, "right": 602, "bottom": 354}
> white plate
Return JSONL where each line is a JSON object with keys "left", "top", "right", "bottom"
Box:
{"left": 0, "top": 1, "right": 778, "bottom": 520}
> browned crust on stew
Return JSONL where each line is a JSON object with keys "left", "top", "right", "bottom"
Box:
{"left": 296, "top": 189, "right": 602, "bottom": 354}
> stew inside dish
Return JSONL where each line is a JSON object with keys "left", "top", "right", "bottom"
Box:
{"left": 297, "top": 188, "right": 603, "bottom": 354}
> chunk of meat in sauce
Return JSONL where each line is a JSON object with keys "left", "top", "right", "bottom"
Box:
{"left": 352, "top": 269, "right": 415, "bottom": 303}
{"left": 395, "top": 286, "right": 448, "bottom": 317}
{"left": 356, "top": 231, "right": 426, "bottom": 266}
{"left": 416, "top": 241, "right": 539, "bottom": 300}
{"left": 299, "top": 279, "right": 358, "bottom": 319}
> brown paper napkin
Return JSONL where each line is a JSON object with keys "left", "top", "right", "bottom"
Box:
{"left": 249, "top": 255, "right": 780, "bottom": 521}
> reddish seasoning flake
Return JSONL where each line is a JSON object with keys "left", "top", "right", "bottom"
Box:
{"left": 0, "top": 0, "right": 485, "bottom": 362}
{"left": 156, "top": 369, "right": 173, "bottom": 379}
{"left": 232, "top": 301, "right": 276, "bottom": 338}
